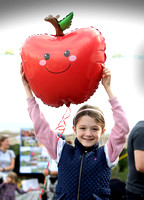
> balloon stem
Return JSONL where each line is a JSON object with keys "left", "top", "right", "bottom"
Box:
{"left": 44, "top": 15, "right": 64, "bottom": 36}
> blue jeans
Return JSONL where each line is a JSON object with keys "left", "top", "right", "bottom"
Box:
{"left": 126, "top": 190, "right": 144, "bottom": 200}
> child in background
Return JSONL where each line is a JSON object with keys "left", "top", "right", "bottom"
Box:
{"left": 20, "top": 63, "right": 129, "bottom": 200}
{"left": 0, "top": 172, "right": 26, "bottom": 200}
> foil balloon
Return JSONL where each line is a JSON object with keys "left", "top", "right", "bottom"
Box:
{"left": 21, "top": 12, "right": 106, "bottom": 107}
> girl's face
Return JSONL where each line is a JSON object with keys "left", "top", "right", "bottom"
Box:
{"left": 73, "top": 115, "right": 104, "bottom": 147}
{"left": 6, "top": 176, "right": 12, "bottom": 183}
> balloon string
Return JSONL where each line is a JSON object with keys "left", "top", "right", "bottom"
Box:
{"left": 39, "top": 161, "right": 50, "bottom": 200}
{"left": 39, "top": 106, "right": 71, "bottom": 200}
{"left": 56, "top": 106, "right": 71, "bottom": 141}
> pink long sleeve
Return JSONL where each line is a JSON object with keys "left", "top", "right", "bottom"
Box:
{"left": 27, "top": 97, "right": 58, "bottom": 160}
{"left": 107, "top": 97, "right": 129, "bottom": 162}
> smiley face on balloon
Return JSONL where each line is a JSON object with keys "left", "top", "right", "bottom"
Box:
{"left": 21, "top": 12, "right": 106, "bottom": 107}
{"left": 39, "top": 43, "right": 77, "bottom": 74}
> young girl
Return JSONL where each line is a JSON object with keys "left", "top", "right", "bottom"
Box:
{"left": 20, "top": 63, "right": 129, "bottom": 200}
{"left": 0, "top": 172, "right": 26, "bottom": 200}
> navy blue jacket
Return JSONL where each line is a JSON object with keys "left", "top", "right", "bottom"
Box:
{"left": 56, "top": 138, "right": 111, "bottom": 200}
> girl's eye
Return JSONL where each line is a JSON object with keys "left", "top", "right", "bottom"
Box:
{"left": 64, "top": 50, "right": 70, "bottom": 57}
{"left": 80, "top": 127, "right": 85, "bottom": 130}
{"left": 44, "top": 53, "right": 50, "bottom": 60}
{"left": 92, "top": 128, "right": 98, "bottom": 131}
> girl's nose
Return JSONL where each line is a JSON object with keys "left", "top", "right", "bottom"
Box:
{"left": 85, "top": 130, "right": 92, "bottom": 136}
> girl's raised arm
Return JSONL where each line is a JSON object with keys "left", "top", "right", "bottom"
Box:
{"left": 101, "top": 64, "right": 129, "bottom": 163}
{"left": 20, "top": 63, "right": 58, "bottom": 159}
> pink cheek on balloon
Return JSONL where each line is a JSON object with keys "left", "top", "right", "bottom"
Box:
{"left": 39, "top": 60, "right": 46, "bottom": 66}
{"left": 69, "top": 55, "right": 77, "bottom": 62}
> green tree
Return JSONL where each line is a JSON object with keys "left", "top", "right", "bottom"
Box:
{"left": 119, "top": 148, "right": 128, "bottom": 172}
{"left": 10, "top": 144, "right": 19, "bottom": 156}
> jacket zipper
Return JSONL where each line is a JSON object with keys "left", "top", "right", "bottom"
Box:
{"left": 77, "top": 151, "right": 87, "bottom": 200}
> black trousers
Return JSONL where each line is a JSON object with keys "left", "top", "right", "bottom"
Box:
{"left": 0, "top": 177, "right": 3, "bottom": 184}
{"left": 126, "top": 190, "right": 144, "bottom": 200}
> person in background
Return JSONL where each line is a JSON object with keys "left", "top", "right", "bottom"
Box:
{"left": 0, "top": 171, "right": 27, "bottom": 200}
{"left": 109, "top": 178, "right": 126, "bottom": 200}
{"left": 0, "top": 135, "right": 15, "bottom": 182}
{"left": 42, "top": 134, "right": 65, "bottom": 200}
{"left": 43, "top": 159, "right": 58, "bottom": 200}
{"left": 126, "top": 121, "right": 144, "bottom": 200}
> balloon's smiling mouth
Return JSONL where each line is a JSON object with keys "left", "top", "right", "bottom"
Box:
{"left": 45, "top": 63, "right": 71, "bottom": 74}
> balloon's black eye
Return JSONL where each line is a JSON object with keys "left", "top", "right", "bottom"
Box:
{"left": 64, "top": 50, "right": 70, "bottom": 57}
{"left": 44, "top": 53, "right": 50, "bottom": 60}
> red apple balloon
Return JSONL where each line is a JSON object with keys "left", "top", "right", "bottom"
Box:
{"left": 21, "top": 12, "right": 106, "bottom": 107}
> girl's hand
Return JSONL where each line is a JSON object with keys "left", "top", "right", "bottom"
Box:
{"left": 20, "top": 62, "right": 33, "bottom": 98}
{"left": 43, "top": 169, "right": 49, "bottom": 176}
{"left": 101, "top": 64, "right": 114, "bottom": 99}
{"left": 101, "top": 64, "right": 111, "bottom": 89}
{"left": 20, "top": 63, "right": 29, "bottom": 88}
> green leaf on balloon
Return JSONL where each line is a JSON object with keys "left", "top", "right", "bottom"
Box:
{"left": 58, "top": 12, "right": 74, "bottom": 31}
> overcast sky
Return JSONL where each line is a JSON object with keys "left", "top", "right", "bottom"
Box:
{"left": 1, "top": 0, "right": 144, "bottom": 44}
{"left": 0, "top": 0, "right": 144, "bottom": 134}
{"left": 1, "top": 0, "right": 144, "bottom": 25}
{"left": 1, "top": 0, "right": 144, "bottom": 51}
{"left": 1, "top": 0, "right": 144, "bottom": 31}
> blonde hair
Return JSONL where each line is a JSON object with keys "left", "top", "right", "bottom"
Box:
{"left": 73, "top": 104, "right": 105, "bottom": 131}
{"left": 7, "top": 172, "right": 18, "bottom": 184}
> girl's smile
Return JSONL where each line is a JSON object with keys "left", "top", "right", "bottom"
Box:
{"left": 73, "top": 115, "right": 105, "bottom": 147}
